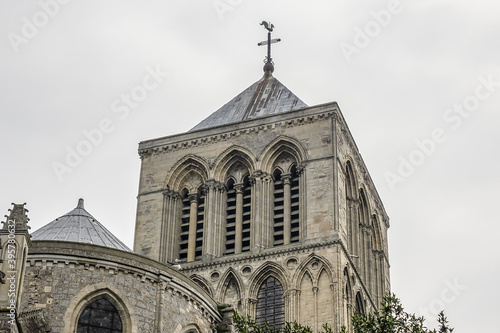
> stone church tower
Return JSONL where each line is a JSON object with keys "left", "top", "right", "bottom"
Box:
{"left": 134, "top": 45, "right": 390, "bottom": 331}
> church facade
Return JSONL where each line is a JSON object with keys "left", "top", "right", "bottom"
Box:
{"left": 1, "top": 54, "right": 389, "bottom": 333}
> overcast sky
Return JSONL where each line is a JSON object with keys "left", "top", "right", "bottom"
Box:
{"left": 1, "top": 1, "right": 499, "bottom": 331}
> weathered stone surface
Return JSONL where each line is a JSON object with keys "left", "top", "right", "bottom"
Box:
{"left": 18, "top": 241, "right": 220, "bottom": 333}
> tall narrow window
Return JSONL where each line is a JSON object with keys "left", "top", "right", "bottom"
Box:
{"left": 241, "top": 176, "right": 251, "bottom": 252}
{"left": 195, "top": 190, "right": 205, "bottom": 261}
{"left": 273, "top": 166, "right": 299, "bottom": 246}
{"left": 225, "top": 176, "right": 252, "bottom": 255}
{"left": 272, "top": 170, "right": 285, "bottom": 246}
{"left": 345, "top": 162, "right": 357, "bottom": 255}
{"left": 256, "top": 277, "right": 285, "bottom": 330}
{"left": 77, "top": 298, "right": 122, "bottom": 333}
{"left": 179, "top": 190, "right": 190, "bottom": 261}
{"left": 290, "top": 165, "right": 300, "bottom": 243}
{"left": 225, "top": 179, "right": 237, "bottom": 255}
{"left": 355, "top": 292, "right": 365, "bottom": 314}
{"left": 178, "top": 188, "right": 205, "bottom": 262}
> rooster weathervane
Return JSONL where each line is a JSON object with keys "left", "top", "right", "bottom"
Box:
{"left": 257, "top": 21, "right": 281, "bottom": 72}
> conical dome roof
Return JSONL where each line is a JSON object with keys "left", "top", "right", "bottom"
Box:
{"left": 31, "top": 199, "right": 131, "bottom": 251}
{"left": 190, "top": 72, "right": 307, "bottom": 131}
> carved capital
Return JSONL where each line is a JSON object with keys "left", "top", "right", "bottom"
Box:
{"left": 188, "top": 193, "right": 199, "bottom": 203}
{"left": 297, "top": 162, "right": 307, "bottom": 175}
{"left": 163, "top": 190, "right": 181, "bottom": 200}
{"left": 281, "top": 173, "right": 292, "bottom": 184}
{"left": 234, "top": 183, "right": 245, "bottom": 194}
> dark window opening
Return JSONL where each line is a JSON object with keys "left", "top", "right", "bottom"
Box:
{"left": 256, "top": 276, "right": 285, "bottom": 330}
{"left": 77, "top": 298, "right": 122, "bottom": 333}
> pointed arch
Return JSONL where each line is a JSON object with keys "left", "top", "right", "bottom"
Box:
{"left": 317, "top": 267, "right": 335, "bottom": 326}
{"left": 259, "top": 135, "right": 307, "bottom": 173}
{"left": 355, "top": 291, "right": 365, "bottom": 314}
{"left": 63, "top": 283, "right": 137, "bottom": 333}
{"left": 345, "top": 160, "right": 359, "bottom": 257}
{"left": 345, "top": 160, "right": 357, "bottom": 199}
{"left": 262, "top": 137, "right": 306, "bottom": 248}
{"left": 298, "top": 271, "right": 314, "bottom": 328}
{"left": 292, "top": 253, "right": 334, "bottom": 288}
{"left": 358, "top": 188, "right": 370, "bottom": 226}
{"left": 165, "top": 155, "right": 210, "bottom": 191}
{"left": 217, "top": 268, "right": 244, "bottom": 312}
{"left": 212, "top": 145, "right": 256, "bottom": 182}
{"left": 248, "top": 261, "right": 289, "bottom": 298}
{"left": 358, "top": 187, "right": 372, "bottom": 287}
{"left": 190, "top": 274, "right": 213, "bottom": 297}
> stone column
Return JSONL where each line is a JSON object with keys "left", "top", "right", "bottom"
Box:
{"left": 161, "top": 190, "right": 180, "bottom": 263}
{"left": 234, "top": 184, "right": 244, "bottom": 254}
{"left": 250, "top": 171, "right": 272, "bottom": 250}
{"left": 313, "top": 286, "right": 319, "bottom": 332}
{"left": 282, "top": 173, "right": 292, "bottom": 245}
{"left": 202, "top": 180, "right": 225, "bottom": 259}
{"left": 187, "top": 194, "right": 198, "bottom": 262}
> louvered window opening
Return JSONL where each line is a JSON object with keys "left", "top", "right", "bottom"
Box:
{"left": 241, "top": 177, "right": 251, "bottom": 252}
{"left": 290, "top": 166, "right": 300, "bottom": 243}
{"left": 225, "top": 180, "right": 237, "bottom": 255}
{"left": 178, "top": 190, "right": 205, "bottom": 261}
{"left": 179, "top": 193, "right": 190, "bottom": 261}
{"left": 256, "top": 277, "right": 285, "bottom": 330}
{"left": 77, "top": 298, "right": 122, "bottom": 333}
{"left": 195, "top": 193, "right": 205, "bottom": 261}
{"left": 273, "top": 171, "right": 285, "bottom": 246}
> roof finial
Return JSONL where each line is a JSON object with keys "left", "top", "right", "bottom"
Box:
{"left": 258, "top": 21, "right": 281, "bottom": 74}
{"left": 77, "top": 198, "right": 84, "bottom": 209}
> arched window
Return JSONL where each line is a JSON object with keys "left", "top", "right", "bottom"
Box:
{"left": 345, "top": 161, "right": 357, "bottom": 255}
{"left": 77, "top": 298, "right": 122, "bottom": 332}
{"left": 355, "top": 292, "right": 365, "bottom": 314}
{"left": 178, "top": 187, "right": 205, "bottom": 262}
{"left": 256, "top": 276, "right": 285, "bottom": 330}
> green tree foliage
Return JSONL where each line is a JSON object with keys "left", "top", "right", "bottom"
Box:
{"left": 232, "top": 293, "right": 453, "bottom": 333}
{"left": 351, "top": 293, "right": 454, "bottom": 333}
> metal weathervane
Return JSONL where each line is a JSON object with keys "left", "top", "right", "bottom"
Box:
{"left": 258, "top": 21, "right": 281, "bottom": 72}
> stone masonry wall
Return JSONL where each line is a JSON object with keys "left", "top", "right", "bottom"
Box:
{"left": 19, "top": 241, "right": 220, "bottom": 333}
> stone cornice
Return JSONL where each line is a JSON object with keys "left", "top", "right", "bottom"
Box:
{"left": 27, "top": 240, "right": 222, "bottom": 323}
{"left": 180, "top": 239, "right": 342, "bottom": 273}
{"left": 138, "top": 103, "right": 338, "bottom": 159}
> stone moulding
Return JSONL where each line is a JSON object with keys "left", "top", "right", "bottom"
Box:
{"left": 138, "top": 103, "right": 339, "bottom": 159}
{"left": 180, "top": 238, "right": 342, "bottom": 273}
{"left": 27, "top": 240, "right": 222, "bottom": 324}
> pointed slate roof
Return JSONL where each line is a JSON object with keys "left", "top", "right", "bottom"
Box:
{"left": 190, "top": 72, "right": 307, "bottom": 131}
{"left": 31, "top": 199, "right": 131, "bottom": 251}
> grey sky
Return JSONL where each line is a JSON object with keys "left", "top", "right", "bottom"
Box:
{"left": 1, "top": 1, "right": 499, "bottom": 331}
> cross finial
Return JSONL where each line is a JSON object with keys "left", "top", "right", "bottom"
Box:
{"left": 258, "top": 21, "right": 281, "bottom": 73}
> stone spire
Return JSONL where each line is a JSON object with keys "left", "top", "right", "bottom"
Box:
{"left": 2, "top": 202, "right": 30, "bottom": 232}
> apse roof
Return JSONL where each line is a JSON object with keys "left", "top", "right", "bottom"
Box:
{"left": 190, "top": 72, "right": 307, "bottom": 131}
{"left": 31, "top": 199, "right": 131, "bottom": 251}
